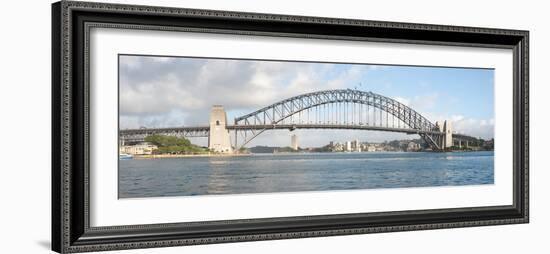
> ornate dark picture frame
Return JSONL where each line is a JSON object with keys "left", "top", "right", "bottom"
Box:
{"left": 52, "top": 1, "right": 529, "bottom": 253}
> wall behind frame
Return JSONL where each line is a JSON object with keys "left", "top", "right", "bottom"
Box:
{"left": 0, "top": 0, "right": 547, "bottom": 253}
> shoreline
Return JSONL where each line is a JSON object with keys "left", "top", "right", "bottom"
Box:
{"left": 133, "top": 153, "right": 251, "bottom": 159}
{"left": 129, "top": 149, "right": 493, "bottom": 159}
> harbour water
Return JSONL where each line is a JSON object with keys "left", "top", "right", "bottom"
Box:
{"left": 119, "top": 151, "right": 494, "bottom": 198}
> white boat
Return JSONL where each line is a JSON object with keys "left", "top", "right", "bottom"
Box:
{"left": 119, "top": 153, "right": 133, "bottom": 160}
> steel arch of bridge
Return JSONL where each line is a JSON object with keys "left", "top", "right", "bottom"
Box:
{"left": 233, "top": 89, "right": 443, "bottom": 150}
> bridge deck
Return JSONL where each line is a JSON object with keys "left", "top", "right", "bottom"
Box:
{"left": 120, "top": 126, "right": 209, "bottom": 135}
{"left": 119, "top": 124, "right": 445, "bottom": 136}
{"left": 227, "top": 124, "right": 443, "bottom": 135}
{"left": 453, "top": 134, "right": 480, "bottom": 141}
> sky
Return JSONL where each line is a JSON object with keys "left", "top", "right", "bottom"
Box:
{"left": 119, "top": 54, "right": 495, "bottom": 147}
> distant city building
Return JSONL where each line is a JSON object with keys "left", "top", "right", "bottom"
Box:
{"left": 407, "top": 142, "right": 420, "bottom": 151}
{"left": 331, "top": 142, "right": 344, "bottom": 152}
{"left": 345, "top": 141, "right": 352, "bottom": 151}
{"left": 366, "top": 145, "right": 376, "bottom": 152}
{"left": 291, "top": 134, "right": 298, "bottom": 150}
{"left": 120, "top": 142, "right": 157, "bottom": 155}
{"left": 351, "top": 139, "right": 359, "bottom": 151}
{"left": 324, "top": 139, "right": 425, "bottom": 153}
{"left": 482, "top": 139, "right": 494, "bottom": 150}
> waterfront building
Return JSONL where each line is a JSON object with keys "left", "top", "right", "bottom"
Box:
{"left": 407, "top": 142, "right": 420, "bottom": 151}
{"left": 345, "top": 141, "right": 352, "bottom": 151}
{"left": 351, "top": 139, "right": 359, "bottom": 151}
{"left": 332, "top": 142, "right": 344, "bottom": 152}
{"left": 120, "top": 142, "right": 158, "bottom": 155}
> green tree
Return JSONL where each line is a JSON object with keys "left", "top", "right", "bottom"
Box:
{"left": 145, "top": 135, "right": 191, "bottom": 147}
{"left": 144, "top": 135, "right": 208, "bottom": 154}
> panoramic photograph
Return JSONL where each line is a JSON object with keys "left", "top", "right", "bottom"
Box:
{"left": 118, "top": 54, "right": 495, "bottom": 198}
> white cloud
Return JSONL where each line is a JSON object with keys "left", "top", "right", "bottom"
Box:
{"left": 426, "top": 113, "right": 494, "bottom": 139}
{"left": 451, "top": 116, "right": 494, "bottom": 139}
{"left": 151, "top": 57, "right": 173, "bottom": 63}
{"left": 119, "top": 56, "right": 368, "bottom": 128}
{"left": 119, "top": 55, "right": 142, "bottom": 70}
{"left": 367, "top": 65, "right": 389, "bottom": 71}
{"left": 394, "top": 96, "right": 410, "bottom": 106}
{"left": 392, "top": 93, "right": 439, "bottom": 112}
{"left": 410, "top": 93, "right": 439, "bottom": 111}
{"left": 390, "top": 92, "right": 494, "bottom": 139}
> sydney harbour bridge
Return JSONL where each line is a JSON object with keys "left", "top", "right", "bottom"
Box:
{"left": 120, "top": 89, "right": 479, "bottom": 152}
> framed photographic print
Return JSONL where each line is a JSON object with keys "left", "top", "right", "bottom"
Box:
{"left": 51, "top": 1, "right": 529, "bottom": 253}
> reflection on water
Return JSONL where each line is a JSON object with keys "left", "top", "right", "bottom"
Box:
{"left": 119, "top": 151, "right": 494, "bottom": 198}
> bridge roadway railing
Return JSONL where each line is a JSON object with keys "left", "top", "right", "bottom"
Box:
{"left": 452, "top": 133, "right": 479, "bottom": 142}
{"left": 227, "top": 124, "right": 443, "bottom": 135}
{"left": 119, "top": 124, "right": 445, "bottom": 140}
{"left": 119, "top": 126, "right": 210, "bottom": 142}
{"left": 118, "top": 124, "right": 479, "bottom": 150}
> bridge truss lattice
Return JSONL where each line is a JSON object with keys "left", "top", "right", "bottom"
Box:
{"left": 233, "top": 89, "right": 443, "bottom": 150}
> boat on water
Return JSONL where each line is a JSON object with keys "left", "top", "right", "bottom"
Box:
{"left": 119, "top": 153, "right": 133, "bottom": 160}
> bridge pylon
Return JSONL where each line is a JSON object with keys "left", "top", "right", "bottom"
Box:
{"left": 208, "top": 105, "right": 233, "bottom": 153}
{"left": 435, "top": 120, "right": 453, "bottom": 149}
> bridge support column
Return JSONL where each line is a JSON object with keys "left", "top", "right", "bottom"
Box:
{"left": 436, "top": 120, "right": 453, "bottom": 149}
{"left": 208, "top": 105, "right": 233, "bottom": 153}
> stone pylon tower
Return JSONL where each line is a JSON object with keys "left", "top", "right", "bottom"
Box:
{"left": 291, "top": 134, "right": 298, "bottom": 150}
{"left": 208, "top": 105, "right": 233, "bottom": 153}
{"left": 434, "top": 120, "right": 453, "bottom": 149}
{"left": 443, "top": 120, "right": 453, "bottom": 148}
